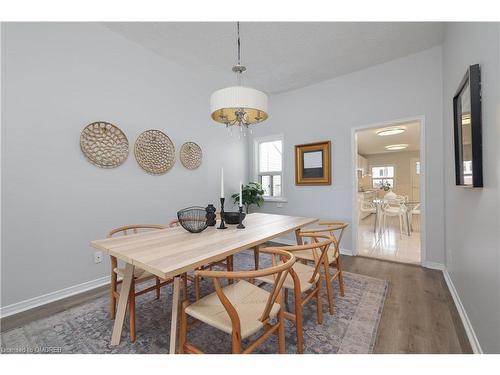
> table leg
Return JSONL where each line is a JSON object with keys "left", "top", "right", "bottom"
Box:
{"left": 169, "top": 276, "right": 181, "bottom": 354}
{"left": 295, "top": 228, "right": 303, "bottom": 245}
{"left": 374, "top": 204, "right": 379, "bottom": 234}
{"left": 253, "top": 245, "right": 260, "bottom": 270}
{"left": 111, "top": 263, "right": 134, "bottom": 346}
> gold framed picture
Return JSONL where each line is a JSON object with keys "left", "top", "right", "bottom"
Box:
{"left": 295, "top": 141, "right": 331, "bottom": 185}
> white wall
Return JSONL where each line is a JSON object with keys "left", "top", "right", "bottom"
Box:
{"left": 249, "top": 47, "right": 444, "bottom": 264}
{"left": 442, "top": 22, "right": 500, "bottom": 353}
{"left": 1, "top": 23, "right": 247, "bottom": 308}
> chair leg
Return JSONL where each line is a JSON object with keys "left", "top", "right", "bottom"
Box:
{"left": 336, "top": 259, "right": 345, "bottom": 297}
{"left": 129, "top": 279, "right": 136, "bottom": 342}
{"left": 155, "top": 277, "right": 161, "bottom": 300}
{"left": 231, "top": 331, "right": 242, "bottom": 354}
{"left": 194, "top": 275, "right": 201, "bottom": 301}
{"left": 315, "top": 281, "right": 323, "bottom": 324}
{"left": 316, "top": 279, "right": 323, "bottom": 324}
{"left": 294, "top": 291, "right": 304, "bottom": 354}
{"left": 110, "top": 272, "right": 117, "bottom": 320}
{"left": 278, "top": 303, "right": 286, "bottom": 354}
{"left": 179, "top": 300, "right": 188, "bottom": 354}
{"left": 323, "top": 257, "right": 335, "bottom": 315}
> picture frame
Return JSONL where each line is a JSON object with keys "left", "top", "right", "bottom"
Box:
{"left": 295, "top": 141, "right": 331, "bottom": 185}
{"left": 453, "top": 64, "right": 483, "bottom": 187}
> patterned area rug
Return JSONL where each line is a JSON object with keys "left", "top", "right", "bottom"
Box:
{"left": 1, "top": 251, "right": 388, "bottom": 354}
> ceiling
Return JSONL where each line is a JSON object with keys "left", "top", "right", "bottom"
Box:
{"left": 357, "top": 121, "right": 421, "bottom": 155}
{"left": 103, "top": 22, "right": 444, "bottom": 94}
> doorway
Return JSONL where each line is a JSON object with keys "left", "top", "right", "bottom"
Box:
{"left": 352, "top": 119, "right": 424, "bottom": 264}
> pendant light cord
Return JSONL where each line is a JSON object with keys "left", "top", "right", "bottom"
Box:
{"left": 237, "top": 21, "right": 241, "bottom": 65}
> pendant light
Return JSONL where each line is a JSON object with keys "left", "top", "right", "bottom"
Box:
{"left": 210, "top": 22, "right": 268, "bottom": 134}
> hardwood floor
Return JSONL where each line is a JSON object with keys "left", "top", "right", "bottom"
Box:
{"left": 1, "top": 254, "right": 472, "bottom": 353}
{"left": 0, "top": 285, "right": 109, "bottom": 333}
{"left": 342, "top": 255, "right": 472, "bottom": 353}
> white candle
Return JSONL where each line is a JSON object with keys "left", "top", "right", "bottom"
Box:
{"left": 220, "top": 168, "right": 224, "bottom": 198}
{"left": 239, "top": 181, "right": 242, "bottom": 207}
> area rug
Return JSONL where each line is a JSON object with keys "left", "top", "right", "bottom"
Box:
{"left": 1, "top": 251, "right": 388, "bottom": 354}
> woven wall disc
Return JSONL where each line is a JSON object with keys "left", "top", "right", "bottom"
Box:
{"left": 180, "top": 142, "right": 202, "bottom": 170}
{"left": 80, "top": 121, "right": 129, "bottom": 168}
{"left": 134, "top": 130, "right": 175, "bottom": 175}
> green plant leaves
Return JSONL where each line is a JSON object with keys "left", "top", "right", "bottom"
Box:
{"left": 231, "top": 182, "right": 265, "bottom": 213}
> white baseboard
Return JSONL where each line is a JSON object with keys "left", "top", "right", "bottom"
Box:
{"left": 0, "top": 275, "right": 110, "bottom": 318}
{"left": 272, "top": 237, "right": 353, "bottom": 256}
{"left": 422, "top": 261, "right": 445, "bottom": 270}
{"left": 339, "top": 248, "right": 354, "bottom": 256}
{"left": 442, "top": 270, "right": 483, "bottom": 354}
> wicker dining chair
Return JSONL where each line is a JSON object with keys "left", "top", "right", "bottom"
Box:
{"left": 295, "top": 221, "right": 349, "bottom": 315}
{"left": 179, "top": 248, "right": 295, "bottom": 354}
{"left": 108, "top": 224, "right": 181, "bottom": 342}
{"left": 256, "top": 234, "right": 334, "bottom": 353}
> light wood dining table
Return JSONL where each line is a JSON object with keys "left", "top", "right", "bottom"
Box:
{"left": 90, "top": 212, "right": 317, "bottom": 353}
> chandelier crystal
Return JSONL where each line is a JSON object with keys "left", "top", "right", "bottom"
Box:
{"left": 210, "top": 22, "right": 268, "bottom": 133}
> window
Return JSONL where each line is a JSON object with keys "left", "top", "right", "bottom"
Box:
{"left": 255, "top": 136, "right": 283, "bottom": 199}
{"left": 463, "top": 160, "right": 472, "bottom": 185}
{"left": 372, "top": 165, "right": 395, "bottom": 189}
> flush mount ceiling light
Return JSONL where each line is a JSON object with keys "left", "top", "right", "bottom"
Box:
{"left": 385, "top": 144, "right": 409, "bottom": 151}
{"left": 376, "top": 127, "right": 406, "bottom": 136}
{"left": 210, "top": 22, "right": 268, "bottom": 136}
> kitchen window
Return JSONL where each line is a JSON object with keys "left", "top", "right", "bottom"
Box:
{"left": 372, "top": 165, "right": 395, "bottom": 189}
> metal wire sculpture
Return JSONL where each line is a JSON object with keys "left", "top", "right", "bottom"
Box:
{"left": 177, "top": 206, "right": 209, "bottom": 233}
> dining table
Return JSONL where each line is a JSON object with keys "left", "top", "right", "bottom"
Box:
{"left": 90, "top": 212, "right": 317, "bottom": 353}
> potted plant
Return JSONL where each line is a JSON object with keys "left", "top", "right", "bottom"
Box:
{"left": 379, "top": 181, "right": 396, "bottom": 199}
{"left": 379, "top": 180, "right": 392, "bottom": 192}
{"left": 232, "top": 182, "right": 265, "bottom": 213}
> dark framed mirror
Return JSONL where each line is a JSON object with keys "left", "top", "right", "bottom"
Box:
{"left": 453, "top": 64, "right": 483, "bottom": 187}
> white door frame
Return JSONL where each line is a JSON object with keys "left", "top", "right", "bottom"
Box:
{"left": 351, "top": 115, "right": 427, "bottom": 266}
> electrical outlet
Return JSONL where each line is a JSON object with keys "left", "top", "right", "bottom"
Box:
{"left": 94, "top": 251, "right": 103, "bottom": 264}
{"left": 276, "top": 202, "right": 283, "bottom": 208}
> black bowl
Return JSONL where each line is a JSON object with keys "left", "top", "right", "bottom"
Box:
{"left": 177, "top": 206, "right": 208, "bottom": 233}
{"left": 224, "top": 211, "right": 246, "bottom": 225}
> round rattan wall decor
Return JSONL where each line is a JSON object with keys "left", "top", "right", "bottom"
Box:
{"left": 134, "top": 129, "right": 175, "bottom": 175}
{"left": 180, "top": 142, "right": 202, "bottom": 170}
{"left": 80, "top": 121, "right": 129, "bottom": 168}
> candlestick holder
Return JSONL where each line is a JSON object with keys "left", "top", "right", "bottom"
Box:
{"left": 237, "top": 205, "right": 245, "bottom": 229}
{"left": 218, "top": 197, "right": 227, "bottom": 229}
